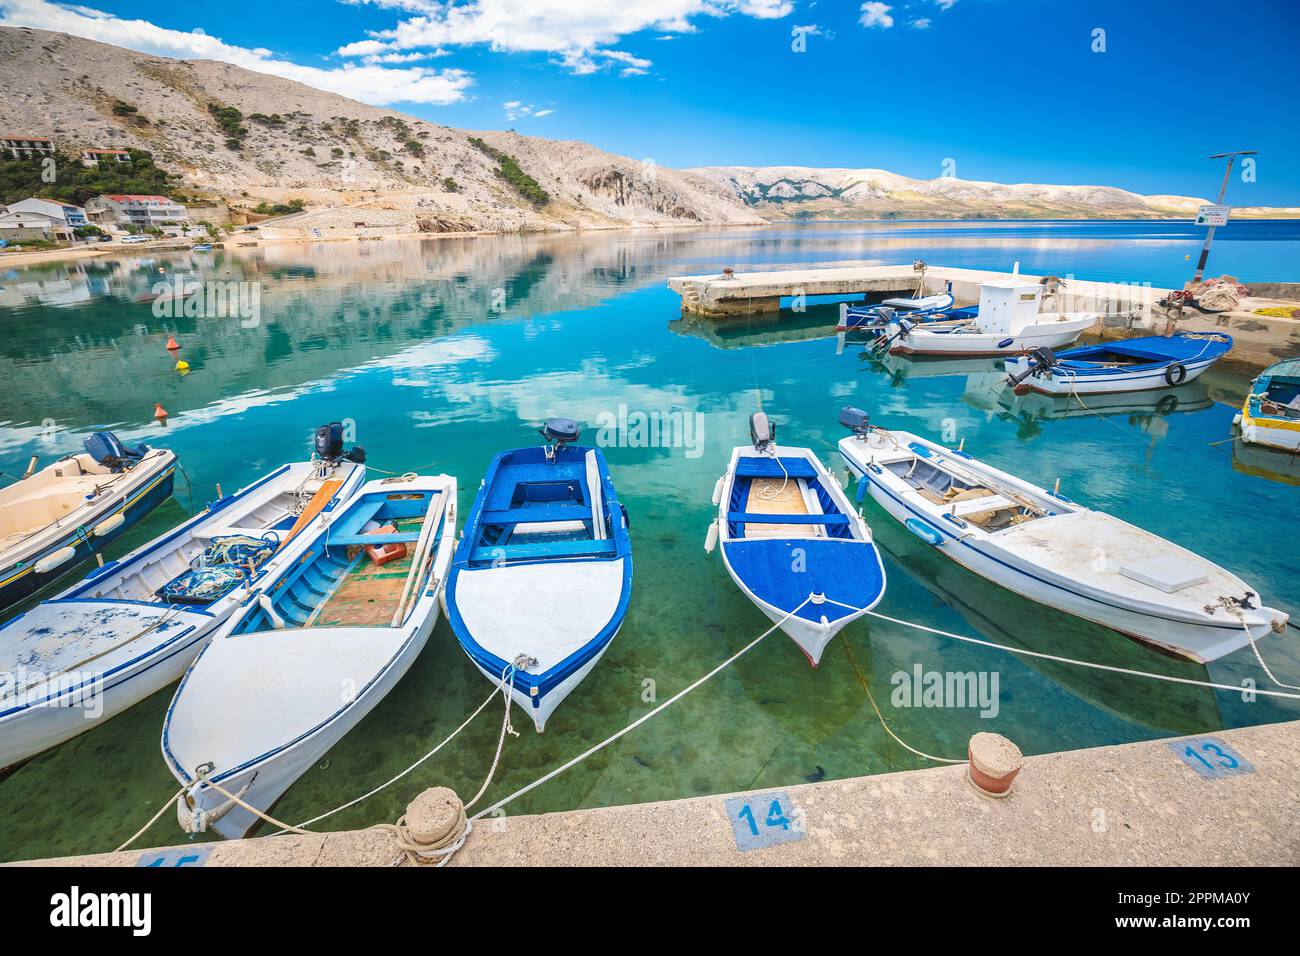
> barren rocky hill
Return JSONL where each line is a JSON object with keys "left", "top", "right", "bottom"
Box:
{"left": 0, "top": 26, "right": 762, "bottom": 232}
{"left": 690, "top": 165, "right": 1297, "bottom": 220}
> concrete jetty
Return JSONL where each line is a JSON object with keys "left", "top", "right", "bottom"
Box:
{"left": 18, "top": 720, "right": 1299, "bottom": 867}
{"left": 667, "top": 264, "right": 1168, "bottom": 318}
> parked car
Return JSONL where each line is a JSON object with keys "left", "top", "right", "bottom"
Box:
{"left": 119, "top": 235, "right": 151, "bottom": 244}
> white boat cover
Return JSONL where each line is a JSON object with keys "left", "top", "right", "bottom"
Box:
{"left": 165, "top": 626, "right": 408, "bottom": 777}
{"left": 988, "top": 511, "right": 1264, "bottom": 622}
{"left": 455, "top": 560, "right": 625, "bottom": 673}
{"left": 0, "top": 599, "right": 212, "bottom": 680}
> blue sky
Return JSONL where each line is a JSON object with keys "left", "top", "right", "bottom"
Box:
{"left": 2, "top": 0, "right": 1298, "bottom": 203}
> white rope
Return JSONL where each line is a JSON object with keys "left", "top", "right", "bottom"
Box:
{"left": 844, "top": 603, "right": 1300, "bottom": 701}
{"left": 1239, "top": 619, "right": 1300, "bottom": 691}
{"left": 471, "top": 595, "right": 816, "bottom": 821}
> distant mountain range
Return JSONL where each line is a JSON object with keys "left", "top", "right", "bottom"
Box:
{"left": 2, "top": 25, "right": 1293, "bottom": 232}
{"left": 689, "top": 165, "right": 1298, "bottom": 221}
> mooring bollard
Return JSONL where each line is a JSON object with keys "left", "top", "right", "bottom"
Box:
{"left": 967, "top": 732, "right": 1023, "bottom": 798}
{"left": 403, "top": 786, "right": 465, "bottom": 849}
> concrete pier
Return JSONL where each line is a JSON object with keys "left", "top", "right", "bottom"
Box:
{"left": 667, "top": 264, "right": 1169, "bottom": 318}
{"left": 17, "top": 720, "right": 1299, "bottom": 867}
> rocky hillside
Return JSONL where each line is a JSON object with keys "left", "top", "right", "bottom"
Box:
{"left": 690, "top": 165, "right": 1296, "bottom": 220}
{"left": 0, "top": 26, "right": 762, "bottom": 232}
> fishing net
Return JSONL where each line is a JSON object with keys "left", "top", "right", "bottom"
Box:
{"left": 156, "top": 533, "right": 280, "bottom": 605}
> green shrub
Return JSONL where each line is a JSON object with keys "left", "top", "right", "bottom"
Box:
{"left": 208, "top": 102, "right": 247, "bottom": 144}
{"left": 467, "top": 137, "right": 548, "bottom": 207}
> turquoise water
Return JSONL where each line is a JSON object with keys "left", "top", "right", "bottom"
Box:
{"left": 1, "top": 220, "right": 1298, "bottom": 862}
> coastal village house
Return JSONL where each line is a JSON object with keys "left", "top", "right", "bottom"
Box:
{"left": 81, "top": 148, "right": 131, "bottom": 167}
{"left": 85, "top": 194, "right": 188, "bottom": 230}
{"left": 6, "top": 198, "right": 88, "bottom": 228}
{"left": 0, "top": 135, "right": 55, "bottom": 160}
{"left": 0, "top": 210, "right": 75, "bottom": 242}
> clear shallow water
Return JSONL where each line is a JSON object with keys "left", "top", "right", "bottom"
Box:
{"left": 1, "top": 220, "right": 1298, "bottom": 862}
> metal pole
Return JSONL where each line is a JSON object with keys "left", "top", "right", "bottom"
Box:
{"left": 1190, "top": 150, "right": 1255, "bottom": 286}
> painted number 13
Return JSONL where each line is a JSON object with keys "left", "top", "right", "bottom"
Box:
{"left": 1185, "top": 742, "right": 1238, "bottom": 771}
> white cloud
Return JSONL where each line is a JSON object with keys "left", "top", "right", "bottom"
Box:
{"left": 533, "top": 108, "right": 555, "bottom": 117}
{"left": 859, "top": 2, "right": 894, "bottom": 29}
{"left": 0, "top": 0, "right": 473, "bottom": 105}
{"left": 503, "top": 102, "right": 556, "bottom": 121}
{"left": 935, "top": 0, "right": 957, "bottom": 9}
{"left": 792, "top": 23, "right": 821, "bottom": 36}
{"left": 343, "top": 0, "right": 797, "bottom": 77}
{"left": 910, "top": 17, "right": 931, "bottom": 29}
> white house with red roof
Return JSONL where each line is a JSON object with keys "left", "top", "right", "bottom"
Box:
{"left": 1, "top": 136, "right": 54, "bottom": 160}
{"left": 81, "top": 148, "right": 132, "bottom": 167}
{"left": 84, "top": 194, "right": 188, "bottom": 230}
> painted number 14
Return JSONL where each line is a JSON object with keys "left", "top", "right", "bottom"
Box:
{"left": 738, "top": 799, "right": 792, "bottom": 835}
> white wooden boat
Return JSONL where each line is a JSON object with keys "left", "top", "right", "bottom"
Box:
{"left": 444, "top": 420, "right": 632, "bottom": 733}
{"left": 707, "top": 413, "right": 886, "bottom": 665}
{"left": 0, "top": 432, "right": 177, "bottom": 612}
{"left": 0, "top": 431, "right": 366, "bottom": 770}
{"left": 878, "top": 280, "right": 1095, "bottom": 357}
{"left": 1236, "top": 359, "right": 1300, "bottom": 452}
{"left": 838, "top": 418, "right": 1287, "bottom": 663}
{"left": 162, "top": 473, "right": 456, "bottom": 839}
{"left": 1004, "top": 332, "right": 1233, "bottom": 397}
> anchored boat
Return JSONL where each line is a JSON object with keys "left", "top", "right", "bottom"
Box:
{"left": 1005, "top": 332, "right": 1233, "bottom": 397}
{"left": 0, "top": 424, "right": 367, "bottom": 770}
{"left": 1236, "top": 359, "right": 1300, "bottom": 452}
{"left": 162, "top": 472, "right": 456, "bottom": 839}
{"left": 875, "top": 280, "right": 1096, "bottom": 357}
{"left": 444, "top": 419, "right": 632, "bottom": 732}
{"left": 0, "top": 432, "right": 177, "bottom": 612}
{"left": 707, "top": 412, "right": 886, "bottom": 665}
{"left": 838, "top": 414, "right": 1288, "bottom": 663}
{"left": 838, "top": 281, "right": 964, "bottom": 332}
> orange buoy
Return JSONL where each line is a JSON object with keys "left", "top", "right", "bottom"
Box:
{"left": 165, "top": 334, "right": 180, "bottom": 351}
{"left": 154, "top": 403, "right": 168, "bottom": 422}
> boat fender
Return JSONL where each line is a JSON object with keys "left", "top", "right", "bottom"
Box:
{"left": 258, "top": 593, "right": 287, "bottom": 629}
{"left": 904, "top": 518, "right": 945, "bottom": 547}
{"left": 93, "top": 512, "right": 125, "bottom": 537}
{"left": 704, "top": 520, "right": 718, "bottom": 553}
{"left": 620, "top": 503, "right": 630, "bottom": 529}
{"left": 855, "top": 478, "right": 869, "bottom": 503}
{"left": 711, "top": 476, "right": 724, "bottom": 506}
{"left": 34, "top": 546, "right": 77, "bottom": 574}
{"left": 1164, "top": 363, "right": 1187, "bottom": 386}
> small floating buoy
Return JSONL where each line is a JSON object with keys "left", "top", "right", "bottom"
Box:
{"left": 175, "top": 360, "right": 190, "bottom": 372}
{"left": 166, "top": 334, "right": 180, "bottom": 350}
{"left": 967, "top": 732, "right": 1024, "bottom": 798}
{"left": 154, "top": 403, "right": 168, "bottom": 426}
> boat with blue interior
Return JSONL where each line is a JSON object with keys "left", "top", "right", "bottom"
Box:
{"left": 162, "top": 471, "right": 456, "bottom": 839}
{"left": 1236, "top": 358, "right": 1300, "bottom": 452}
{"left": 0, "top": 423, "right": 367, "bottom": 770}
{"left": 1004, "top": 332, "right": 1233, "bottom": 396}
{"left": 444, "top": 419, "right": 632, "bottom": 732}
{"left": 707, "top": 412, "right": 886, "bottom": 665}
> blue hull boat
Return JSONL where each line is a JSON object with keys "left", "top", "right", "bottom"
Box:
{"left": 1005, "top": 332, "right": 1233, "bottom": 396}
{"left": 444, "top": 420, "right": 632, "bottom": 732}
{"left": 707, "top": 412, "right": 887, "bottom": 665}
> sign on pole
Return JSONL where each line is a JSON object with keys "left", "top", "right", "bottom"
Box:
{"left": 1195, "top": 204, "right": 1231, "bottom": 227}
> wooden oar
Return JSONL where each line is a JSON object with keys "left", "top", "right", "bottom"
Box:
{"left": 278, "top": 478, "right": 343, "bottom": 551}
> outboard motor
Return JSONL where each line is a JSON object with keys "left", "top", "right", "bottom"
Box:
{"left": 313, "top": 423, "right": 366, "bottom": 464}
{"left": 839, "top": 406, "right": 872, "bottom": 438}
{"left": 1006, "top": 346, "right": 1059, "bottom": 393}
{"left": 871, "top": 312, "right": 910, "bottom": 355}
{"left": 83, "top": 432, "right": 147, "bottom": 473}
{"left": 540, "top": 417, "right": 582, "bottom": 462}
{"left": 749, "top": 411, "right": 776, "bottom": 452}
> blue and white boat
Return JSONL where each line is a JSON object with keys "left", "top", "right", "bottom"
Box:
{"left": 1236, "top": 358, "right": 1300, "bottom": 452}
{"left": 0, "top": 433, "right": 177, "bottom": 612}
{"left": 0, "top": 426, "right": 366, "bottom": 769}
{"left": 706, "top": 412, "right": 886, "bottom": 666}
{"left": 839, "top": 416, "right": 1288, "bottom": 663}
{"left": 444, "top": 420, "right": 632, "bottom": 733}
{"left": 162, "top": 472, "right": 456, "bottom": 839}
{"left": 1005, "top": 332, "right": 1233, "bottom": 396}
{"left": 838, "top": 281, "right": 965, "bottom": 333}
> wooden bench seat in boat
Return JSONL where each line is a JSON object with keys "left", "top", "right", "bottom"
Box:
{"left": 468, "top": 537, "right": 616, "bottom": 563}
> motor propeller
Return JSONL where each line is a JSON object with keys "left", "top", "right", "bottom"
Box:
{"left": 1006, "top": 346, "right": 1059, "bottom": 394}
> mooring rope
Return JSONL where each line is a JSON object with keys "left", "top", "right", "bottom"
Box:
{"left": 469, "top": 595, "right": 816, "bottom": 822}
